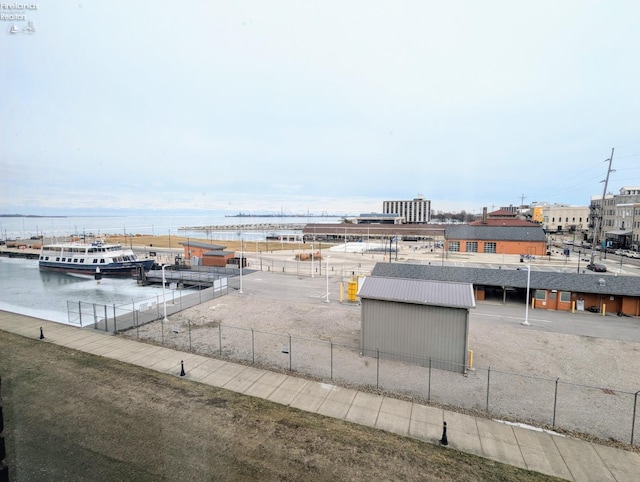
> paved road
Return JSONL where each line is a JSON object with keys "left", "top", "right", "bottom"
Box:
{"left": 471, "top": 302, "right": 640, "bottom": 343}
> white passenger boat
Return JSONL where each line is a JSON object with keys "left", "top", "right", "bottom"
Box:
{"left": 38, "top": 240, "right": 155, "bottom": 276}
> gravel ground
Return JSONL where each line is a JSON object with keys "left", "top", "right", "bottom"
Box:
{"left": 121, "top": 270, "right": 640, "bottom": 449}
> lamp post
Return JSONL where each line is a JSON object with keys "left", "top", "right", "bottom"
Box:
{"left": 325, "top": 256, "right": 330, "bottom": 303}
{"left": 577, "top": 249, "right": 581, "bottom": 273}
{"left": 238, "top": 232, "right": 243, "bottom": 294}
{"left": 161, "top": 264, "right": 169, "bottom": 322}
{"left": 521, "top": 264, "right": 531, "bottom": 326}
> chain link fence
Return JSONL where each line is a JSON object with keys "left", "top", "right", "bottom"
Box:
{"left": 66, "top": 278, "right": 229, "bottom": 333}
{"left": 123, "top": 320, "right": 640, "bottom": 446}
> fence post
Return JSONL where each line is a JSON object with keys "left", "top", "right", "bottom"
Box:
{"left": 552, "top": 378, "right": 559, "bottom": 427}
{"left": 135, "top": 309, "right": 139, "bottom": 339}
{"left": 486, "top": 367, "right": 491, "bottom": 412}
{"left": 104, "top": 305, "right": 108, "bottom": 333}
{"left": 219, "top": 324, "right": 222, "bottom": 356}
{"left": 428, "top": 357, "right": 432, "bottom": 401}
{"left": 251, "top": 328, "right": 255, "bottom": 364}
{"left": 632, "top": 391, "right": 639, "bottom": 445}
{"left": 376, "top": 349, "right": 380, "bottom": 389}
{"left": 288, "top": 334, "right": 292, "bottom": 371}
{"left": 330, "top": 341, "right": 333, "bottom": 381}
{"left": 78, "top": 301, "right": 82, "bottom": 327}
{"left": 93, "top": 303, "right": 98, "bottom": 330}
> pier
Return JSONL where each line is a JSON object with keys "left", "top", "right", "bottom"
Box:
{"left": 180, "top": 223, "right": 306, "bottom": 232}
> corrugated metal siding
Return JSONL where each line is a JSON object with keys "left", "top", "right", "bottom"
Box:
{"left": 361, "top": 299, "right": 468, "bottom": 373}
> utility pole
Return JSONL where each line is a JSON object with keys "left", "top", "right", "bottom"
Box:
{"left": 590, "top": 148, "right": 615, "bottom": 264}
{"left": 520, "top": 193, "right": 527, "bottom": 207}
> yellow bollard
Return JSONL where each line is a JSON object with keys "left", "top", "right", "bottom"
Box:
{"left": 602, "top": 304, "right": 606, "bottom": 316}
{"left": 339, "top": 282, "right": 344, "bottom": 303}
{"left": 571, "top": 301, "right": 575, "bottom": 313}
{"left": 531, "top": 297, "right": 535, "bottom": 310}
{"left": 468, "top": 349, "right": 474, "bottom": 369}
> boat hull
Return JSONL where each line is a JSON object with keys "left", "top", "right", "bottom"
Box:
{"left": 39, "top": 259, "right": 155, "bottom": 276}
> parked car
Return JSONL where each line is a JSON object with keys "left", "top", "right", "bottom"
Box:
{"left": 587, "top": 263, "right": 607, "bottom": 272}
{"left": 628, "top": 251, "right": 640, "bottom": 259}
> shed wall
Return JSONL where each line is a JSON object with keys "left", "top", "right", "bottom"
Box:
{"left": 361, "top": 299, "right": 468, "bottom": 373}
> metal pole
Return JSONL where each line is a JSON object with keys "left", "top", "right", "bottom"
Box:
{"left": 288, "top": 334, "right": 292, "bottom": 371}
{"left": 486, "top": 367, "right": 491, "bottom": 412}
{"left": 188, "top": 320, "right": 192, "bottom": 352}
{"left": 376, "top": 349, "right": 380, "bottom": 389}
{"left": 428, "top": 357, "right": 432, "bottom": 401}
{"left": 330, "top": 341, "right": 333, "bottom": 381}
{"left": 251, "top": 328, "right": 255, "bottom": 364}
{"left": 219, "top": 324, "right": 222, "bottom": 356}
{"left": 325, "top": 256, "right": 330, "bottom": 303}
{"left": 553, "top": 378, "right": 560, "bottom": 427}
{"left": 239, "top": 236, "right": 243, "bottom": 293}
{"left": 632, "top": 391, "right": 640, "bottom": 445}
{"left": 78, "top": 301, "right": 82, "bottom": 327}
{"left": 104, "top": 305, "right": 108, "bottom": 334}
{"left": 522, "top": 265, "right": 531, "bottom": 326}
{"left": 162, "top": 264, "right": 168, "bottom": 322}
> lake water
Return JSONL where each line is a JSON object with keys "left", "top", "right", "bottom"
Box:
{"left": 0, "top": 257, "right": 173, "bottom": 325}
{"left": 0, "top": 214, "right": 343, "bottom": 241}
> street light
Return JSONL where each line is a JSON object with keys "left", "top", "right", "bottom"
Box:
{"left": 577, "top": 249, "right": 581, "bottom": 273}
{"left": 238, "top": 232, "right": 243, "bottom": 294}
{"left": 325, "top": 256, "right": 330, "bottom": 303}
{"left": 161, "top": 264, "right": 169, "bottom": 322}
{"left": 521, "top": 264, "right": 531, "bottom": 326}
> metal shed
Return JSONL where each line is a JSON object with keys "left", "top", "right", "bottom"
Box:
{"left": 358, "top": 276, "right": 475, "bottom": 373}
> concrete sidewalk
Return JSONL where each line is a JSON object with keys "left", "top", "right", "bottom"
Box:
{"left": 1, "top": 311, "right": 638, "bottom": 482}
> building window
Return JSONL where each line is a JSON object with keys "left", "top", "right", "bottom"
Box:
{"left": 534, "top": 290, "right": 546, "bottom": 300}
{"left": 560, "top": 292, "right": 571, "bottom": 302}
{"left": 449, "top": 241, "right": 460, "bottom": 252}
{"left": 484, "top": 242, "right": 497, "bottom": 253}
{"left": 466, "top": 241, "right": 478, "bottom": 252}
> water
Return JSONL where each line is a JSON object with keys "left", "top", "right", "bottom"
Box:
{"left": 0, "top": 257, "right": 174, "bottom": 325}
{"left": 0, "top": 214, "right": 343, "bottom": 241}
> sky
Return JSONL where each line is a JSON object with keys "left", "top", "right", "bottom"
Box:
{"left": 2, "top": 1, "right": 640, "bottom": 217}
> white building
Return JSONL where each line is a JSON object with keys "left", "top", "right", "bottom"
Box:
{"left": 383, "top": 196, "right": 431, "bottom": 224}
{"left": 542, "top": 205, "right": 590, "bottom": 233}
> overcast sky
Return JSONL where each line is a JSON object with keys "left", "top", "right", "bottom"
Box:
{"left": 2, "top": 1, "right": 640, "bottom": 216}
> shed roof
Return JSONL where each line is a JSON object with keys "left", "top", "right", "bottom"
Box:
{"left": 371, "top": 263, "right": 640, "bottom": 297}
{"left": 445, "top": 225, "right": 547, "bottom": 242}
{"left": 359, "top": 276, "right": 476, "bottom": 309}
{"left": 202, "top": 250, "right": 235, "bottom": 257}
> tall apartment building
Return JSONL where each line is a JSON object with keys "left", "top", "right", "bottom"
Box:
{"left": 383, "top": 196, "right": 431, "bottom": 224}
{"left": 590, "top": 186, "right": 640, "bottom": 250}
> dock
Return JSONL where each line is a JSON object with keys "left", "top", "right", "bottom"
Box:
{"left": 142, "top": 269, "right": 226, "bottom": 287}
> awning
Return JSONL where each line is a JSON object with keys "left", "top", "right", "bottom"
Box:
{"left": 606, "top": 230, "right": 632, "bottom": 236}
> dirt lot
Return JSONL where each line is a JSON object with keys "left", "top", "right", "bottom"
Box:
{"left": 0, "top": 331, "right": 559, "bottom": 481}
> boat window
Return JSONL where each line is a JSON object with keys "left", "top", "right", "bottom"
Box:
{"left": 80, "top": 259, "right": 85, "bottom": 263}
{"left": 56, "top": 257, "right": 60, "bottom": 261}
{"left": 93, "top": 259, "right": 98, "bottom": 263}
{"left": 100, "top": 259, "right": 105, "bottom": 263}
{"left": 62, "top": 258, "right": 66, "bottom": 262}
